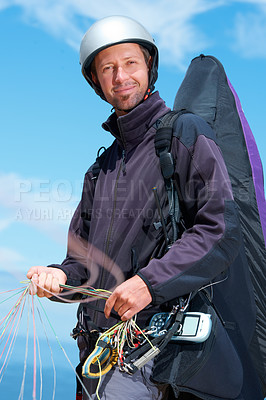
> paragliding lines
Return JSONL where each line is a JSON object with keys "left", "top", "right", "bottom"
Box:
{"left": 0, "top": 280, "right": 156, "bottom": 400}
{"left": 0, "top": 282, "right": 72, "bottom": 399}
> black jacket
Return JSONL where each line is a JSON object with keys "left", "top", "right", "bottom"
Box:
{"left": 51, "top": 92, "right": 262, "bottom": 399}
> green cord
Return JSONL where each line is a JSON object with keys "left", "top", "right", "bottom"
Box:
{"left": 0, "top": 287, "right": 27, "bottom": 305}
{"left": 36, "top": 297, "right": 62, "bottom": 346}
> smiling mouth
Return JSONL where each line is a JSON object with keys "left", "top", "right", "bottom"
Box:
{"left": 113, "top": 84, "right": 137, "bottom": 94}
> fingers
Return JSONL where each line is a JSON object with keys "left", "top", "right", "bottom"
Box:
{"left": 112, "top": 294, "right": 134, "bottom": 319}
{"left": 105, "top": 292, "right": 139, "bottom": 321}
{"left": 26, "top": 266, "right": 67, "bottom": 298}
{"left": 29, "top": 273, "right": 39, "bottom": 295}
{"left": 104, "top": 293, "right": 117, "bottom": 319}
{"left": 104, "top": 288, "right": 137, "bottom": 321}
{"left": 27, "top": 266, "right": 44, "bottom": 280}
{"left": 116, "top": 302, "right": 137, "bottom": 322}
{"left": 33, "top": 272, "right": 50, "bottom": 298}
{"left": 120, "top": 309, "right": 136, "bottom": 322}
{"left": 104, "top": 275, "right": 152, "bottom": 321}
{"left": 38, "top": 272, "right": 50, "bottom": 297}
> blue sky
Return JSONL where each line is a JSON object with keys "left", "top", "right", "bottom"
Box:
{"left": 0, "top": 0, "right": 266, "bottom": 394}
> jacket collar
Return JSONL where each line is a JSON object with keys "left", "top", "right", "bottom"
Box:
{"left": 102, "top": 91, "right": 170, "bottom": 152}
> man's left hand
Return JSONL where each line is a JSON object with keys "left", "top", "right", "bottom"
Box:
{"left": 104, "top": 275, "right": 152, "bottom": 321}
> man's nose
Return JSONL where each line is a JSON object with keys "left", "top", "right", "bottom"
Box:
{"left": 114, "top": 66, "right": 129, "bottom": 83}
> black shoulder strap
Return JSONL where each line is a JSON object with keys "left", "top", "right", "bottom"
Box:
{"left": 154, "top": 110, "right": 187, "bottom": 245}
{"left": 90, "top": 146, "right": 107, "bottom": 181}
{"left": 155, "top": 110, "right": 187, "bottom": 153}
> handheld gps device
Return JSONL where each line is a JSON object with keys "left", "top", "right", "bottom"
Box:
{"left": 149, "top": 311, "right": 212, "bottom": 343}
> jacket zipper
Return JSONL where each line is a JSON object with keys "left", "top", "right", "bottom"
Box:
{"left": 121, "top": 149, "right": 126, "bottom": 174}
{"left": 93, "top": 118, "right": 127, "bottom": 325}
{"left": 105, "top": 157, "right": 124, "bottom": 256}
{"left": 92, "top": 150, "right": 125, "bottom": 325}
{"left": 104, "top": 120, "right": 127, "bottom": 256}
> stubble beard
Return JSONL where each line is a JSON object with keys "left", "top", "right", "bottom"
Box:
{"left": 113, "top": 90, "right": 145, "bottom": 113}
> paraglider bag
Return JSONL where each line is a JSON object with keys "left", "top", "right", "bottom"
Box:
{"left": 151, "top": 291, "right": 243, "bottom": 399}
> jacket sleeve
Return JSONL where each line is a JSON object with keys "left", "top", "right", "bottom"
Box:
{"left": 48, "top": 169, "right": 95, "bottom": 288}
{"left": 138, "top": 114, "right": 242, "bottom": 305}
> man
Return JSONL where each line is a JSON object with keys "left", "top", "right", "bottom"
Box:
{"left": 27, "top": 16, "right": 263, "bottom": 400}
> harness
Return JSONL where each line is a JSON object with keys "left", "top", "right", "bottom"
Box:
{"left": 77, "top": 297, "right": 187, "bottom": 381}
{"left": 74, "top": 110, "right": 189, "bottom": 398}
{"left": 121, "top": 297, "right": 187, "bottom": 375}
{"left": 153, "top": 110, "right": 187, "bottom": 247}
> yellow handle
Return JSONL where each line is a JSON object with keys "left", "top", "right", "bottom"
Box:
{"left": 82, "top": 337, "right": 118, "bottom": 379}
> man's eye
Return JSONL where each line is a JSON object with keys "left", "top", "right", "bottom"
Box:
{"left": 103, "top": 66, "right": 112, "bottom": 72}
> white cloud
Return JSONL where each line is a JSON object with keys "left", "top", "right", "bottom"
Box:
{"left": 1, "top": 1, "right": 265, "bottom": 69}
{"left": 0, "top": 218, "right": 13, "bottom": 232}
{"left": 232, "top": 0, "right": 266, "bottom": 5}
{"left": 0, "top": 0, "right": 10, "bottom": 10}
{"left": 0, "top": 0, "right": 225, "bottom": 68}
{"left": 227, "top": 0, "right": 266, "bottom": 58}
{"left": 0, "top": 247, "right": 24, "bottom": 263}
{"left": 0, "top": 172, "right": 79, "bottom": 244}
{"left": 0, "top": 247, "right": 26, "bottom": 279}
{"left": 231, "top": 7, "right": 266, "bottom": 58}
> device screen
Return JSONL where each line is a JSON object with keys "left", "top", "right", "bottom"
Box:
{"left": 182, "top": 315, "right": 200, "bottom": 336}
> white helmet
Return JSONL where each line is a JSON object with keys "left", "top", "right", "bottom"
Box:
{"left": 80, "top": 15, "right": 158, "bottom": 100}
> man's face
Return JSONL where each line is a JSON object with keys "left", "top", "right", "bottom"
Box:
{"left": 92, "top": 43, "right": 150, "bottom": 116}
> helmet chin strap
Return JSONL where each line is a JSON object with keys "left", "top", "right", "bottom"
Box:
{"left": 143, "top": 88, "right": 152, "bottom": 101}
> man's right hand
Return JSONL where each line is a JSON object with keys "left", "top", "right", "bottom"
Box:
{"left": 26, "top": 266, "right": 67, "bottom": 298}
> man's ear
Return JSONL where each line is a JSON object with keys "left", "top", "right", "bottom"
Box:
{"left": 91, "top": 71, "right": 99, "bottom": 85}
{"left": 148, "top": 56, "right": 152, "bottom": 71}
